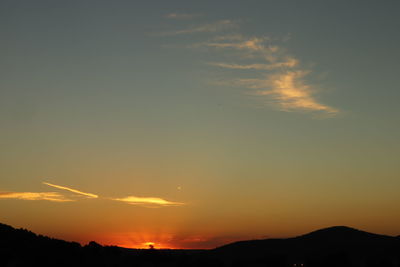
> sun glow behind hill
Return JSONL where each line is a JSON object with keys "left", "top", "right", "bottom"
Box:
{"left": 103, "top": 232, "right": 179, "bottom": 249}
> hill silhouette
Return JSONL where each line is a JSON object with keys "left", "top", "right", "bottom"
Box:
{"left": 214, "top": 226, "right": 400, "bottom": 266}
{"left": 295, "top": 226, "right": 395, "bottom": 242}
{"left": 1, "top": 222, "right": 400, "bottom": 266}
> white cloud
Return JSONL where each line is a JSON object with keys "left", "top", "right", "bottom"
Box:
{"left": 111, "top": 196, "right": 185, "bottom": 207}
{"left": 237, "top": 71, "right": 338, "bottom": 114}
{"left": 0, "top": 192, "right": 74, "bottom": 202}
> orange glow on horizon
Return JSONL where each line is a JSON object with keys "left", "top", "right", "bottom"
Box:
{"left": 144, "top": 242, "right": 155, "bottom": 249}
{"left": 99, "top": 232, "right": 182, "bottom": 249}
{"left": 114, "top": 240, "right": 178, "bottom": 249}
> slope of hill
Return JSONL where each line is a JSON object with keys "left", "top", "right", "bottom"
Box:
{"left": 295, "top": 226, "right": 395, "bottom": 242}
{"left": 0, "top": 222, "right": 207, "bottom": 267}
{"left": 214, "top": 226, "right": 400, "bottom": 266}
{"left": 0, "top": 222, "right": 83, "bottom": 266}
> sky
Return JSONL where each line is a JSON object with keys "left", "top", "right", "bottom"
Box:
{"left": 1, "top": 0, "right": 400, "bottom": 249}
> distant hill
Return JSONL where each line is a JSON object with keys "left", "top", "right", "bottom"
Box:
{"left": 1, "top": 222, "right": 400, "bottom": 267}
{"left": 295, "top": 226, "right": 396, "bottom": 242}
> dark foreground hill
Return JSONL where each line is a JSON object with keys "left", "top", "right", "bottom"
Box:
{"left": 215, "top": 226, "right": 400, "bottom": 266}
{"left": 1, "top": 223, "right": 400, "bottom": 267}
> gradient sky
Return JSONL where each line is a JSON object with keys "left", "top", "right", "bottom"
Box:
{"left": 1, "top": 0, "right": 400, "bottom": 249}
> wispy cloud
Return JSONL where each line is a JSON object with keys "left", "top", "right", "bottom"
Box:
{"left": 43, "top": 182, "right": 98, "bottom": 199}
{"left": 211, "top": 34, "right": 246, "bottom": 42}
{"left": 0, "top": 182, "right": 186, "bottom": 208}
{"left": 206, "top": 37, "right": 267, "bottom": 51}
{"left": 236, "top": 71, "right": 338, "bottom": 114}
{"left": 209, "top": 58, "right": 298, "bottom": 71}
{"left": 161, "top": 13, "right": 338, "bottom": 115}
{"left": 165, "top": 13, "right": 201, "bottom": 19}
{"left": 202, "top": 35, "right": 338, "bottom": 115}
{"left": 163, "top": 20, "right": 237, "bottom": 36}
{"left": 111, "top": 196, "right": 185, "bottom": 207}
{"left": 0, "top": 192, "right": 73, "bottom": 202}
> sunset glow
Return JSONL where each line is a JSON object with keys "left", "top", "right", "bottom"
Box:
{"left": 1, "top": 0, "right": 400, "bottom": 250}
{"left": 102, "top": 231, "right": 181, "bottom": 249}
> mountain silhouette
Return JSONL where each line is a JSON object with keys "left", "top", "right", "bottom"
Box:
{"left": 216, "top": 225, "right": 398, "bottom": 249}
{"left": 1, "top": 222, "right": 400, "bottom": 267}
{"left": 295, "top": 226, "right": 395, "bottom": 242}
{"left": 214, "top": 226, "right": 400, "bottom": 266}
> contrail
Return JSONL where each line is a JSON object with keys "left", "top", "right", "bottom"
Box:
{"left": 43, "top": 182, "right": 98, "bottom": 198}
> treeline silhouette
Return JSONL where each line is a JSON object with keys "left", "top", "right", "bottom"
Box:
{"left": 1, "top": 222, "right": 400, "bottom": 267}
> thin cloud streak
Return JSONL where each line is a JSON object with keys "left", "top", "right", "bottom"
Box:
{"left": 163, "top": 20, "right": 237, "bottom": 36}
{"left": 204, "top": 37, "right": 280, "bottom": 61}
{"left": 209, "top": 59, "right": 298, "bottom": 70}
{"left": 111, "top": 196, "right": 185, "bottom": 207}
{"left": 43, "top": 182, "right": 98, "bottom": 198}
{"left": 165, "top": 13, "right": 200, "bottom": 19}
{"left": 0, "top": 192, "right": 73, "bottom": 202}
{"left": 206, "top": 37, "right": 267, "bottom": 51}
